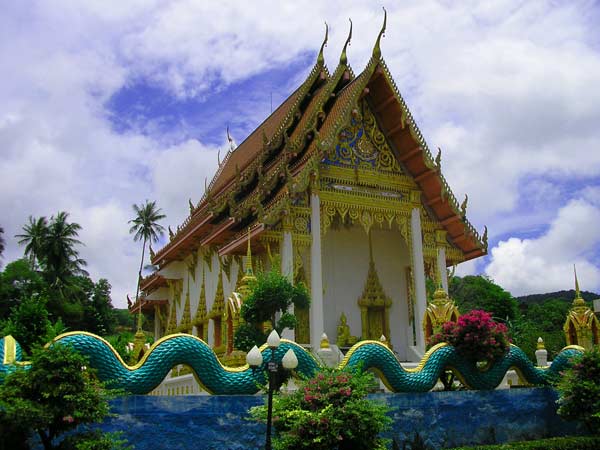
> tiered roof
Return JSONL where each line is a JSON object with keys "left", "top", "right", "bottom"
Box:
{"left": 150, "top": 12, "right": 487, "bottom": 272}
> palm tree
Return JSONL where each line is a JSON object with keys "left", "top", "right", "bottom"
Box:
{"left": 15, "top": 216, "right": 49, "bottom": 269}
{"left": 43, "top": 211, "right": 88, "bottom": 287}
{"left": 0, "top": 226, "right": 5, "bottom": 267}
{"left": 129, "top": 200, "right": 166, "bottom": 331}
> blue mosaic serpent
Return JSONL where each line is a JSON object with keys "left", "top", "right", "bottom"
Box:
{"left": 0, "top": 332, "right": 582, "bottom": 395}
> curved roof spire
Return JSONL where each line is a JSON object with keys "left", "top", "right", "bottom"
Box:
{"left": 573, "top": 264, "right": 586, "bottom": 306}
{"left": 373, "top": 7, "right": 387, "bottom": 59}
{"left": 340, "top": 18, "right": 353, "bottom": 65}
{"left": 317, "top": 22, "right": 329, "bottom": 66}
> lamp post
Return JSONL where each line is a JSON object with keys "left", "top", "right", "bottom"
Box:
{"left": 246, "top": 330, "right": 298, "bottom": 450}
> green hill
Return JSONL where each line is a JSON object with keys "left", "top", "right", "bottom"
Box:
{"left": 517, "top": 289, "right": 600, "bottom": 304}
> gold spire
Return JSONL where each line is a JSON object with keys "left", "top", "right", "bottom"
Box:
{"left": 340, "top": 18, "right": 353, "bottom": 65}
{"left": 372, "top": 7, "right": 387, "bottom": 59}
{"left": 237, "top": 228, "right": 257, "bottom": 298}
{"left": 573, "top": 265, "right": 586, "bottom": 306}
{"left": 358, "top": 231, "right": 392, "bottom": 340}
{"left": 178, "top": 275, "right": 192, "bottom": 333}
{"left": 194, "top": 269, "right": 207, "bottom": 325}
{"left": 564, "top": 265, "right": 599, "bottom": 349}
{"left": 210, "top": 259, "right": 225, "bottom": 318}
{"left": 317, "top": 22, "right": 328, "bottom": 66}
{"left": 166, "top": 298, "right": 177, "bottom": 334}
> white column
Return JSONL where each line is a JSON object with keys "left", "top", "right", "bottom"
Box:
{"left": 281, "top": 230, "right": 295, "bottom": 340}
{"left": 411, "top": 208, "right": 427, "bottom": 354}
{"left": 281, "top": 231, "right": 294, "bottom": 282}
{"left": 437, "top": 246, "right": 448, "bottom": 292}
{"left": 207, "top": 320, "right": 214, "bottom": 347}
{"left": 310, "top": 193, "right": 325, "bottom": 350}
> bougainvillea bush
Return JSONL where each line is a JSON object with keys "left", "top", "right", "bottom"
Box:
{"left": 428, "top": 310, "right": 511, "bottom": 363}
{"left": 249, "top": 368, "right": 391, "bottom": 450}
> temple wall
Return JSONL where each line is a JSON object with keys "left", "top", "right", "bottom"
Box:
{"left": 321, "top": 225, "right": 411, "bottom": 360}
{"left": 88, "top": 389, "right": 587, "bottom": 450}
{"left": 156, "top": 251, "right": 243, "bottom": 346}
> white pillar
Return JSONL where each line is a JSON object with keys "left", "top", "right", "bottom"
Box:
{"left": 310, "top": 193, "right": 325, "bottom": 350}
{"left": 281, "top": 230, "right": 295, "bottom": 340}
{"left": 437, "top": 246, "right": 448, "bottom": 292}
{"left": 281, "top": 231, "right": 294, "bottom": 281}
{"left": 207, "top": 320, "right": 214, "bottom": 347}
{"left": 411, "top": 208, "right": 427, "bottom": 354}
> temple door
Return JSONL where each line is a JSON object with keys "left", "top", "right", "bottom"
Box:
{"left": 367, "top": 307, "right": 385, "bottom": 340}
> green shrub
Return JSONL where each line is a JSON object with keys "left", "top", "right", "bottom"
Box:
{"left": 448, "top": 435, "right": 600, "bottom": 449}
{"left": 556, "top": 346, "right": 600, "bottom": 433}
{"left": 0, "top": 344, "right": 129, "bottom": 450}
{"left": 249, "top": 367, "right": 391, "bottom": 450}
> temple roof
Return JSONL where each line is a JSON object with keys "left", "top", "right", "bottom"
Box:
{"left": 151, "top": 20, "right": 487, "bottom": 267}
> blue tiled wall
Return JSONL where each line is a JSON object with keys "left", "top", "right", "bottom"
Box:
{"left": 97, "top": 388, "right": 585, "bottom": 450}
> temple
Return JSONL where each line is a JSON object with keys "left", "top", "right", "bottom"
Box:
{"left": 130, "top": 15, "right": 487, "bottom": 366}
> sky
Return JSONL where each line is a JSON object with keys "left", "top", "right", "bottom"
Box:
{"left": 1, "top": 1, "right": 600, "bottom": 308}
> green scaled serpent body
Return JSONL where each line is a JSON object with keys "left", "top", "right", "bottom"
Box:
{"left": 0, "top": 332, "right": 583, "bottom": 394}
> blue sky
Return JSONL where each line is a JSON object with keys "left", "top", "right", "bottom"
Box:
{"left": 1, "top": 1, "right": 600, "bottom": 307}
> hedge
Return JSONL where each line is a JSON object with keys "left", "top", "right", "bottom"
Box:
{"left": 449, "top": 436, "right": 600, "bottom": 450}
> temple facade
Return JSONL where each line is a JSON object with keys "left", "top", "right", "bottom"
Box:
{"left": 131, "top": 19, "right": 487, "bottom": 363}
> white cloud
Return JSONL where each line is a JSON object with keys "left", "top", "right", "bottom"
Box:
{"left": 151, "top": 139, "right": 220, "bottom": 227}
{"left": 485, "top": 197, "right": 600, "bottom": 296}
{"left": 1, "top": 0, "right": 600, "bottom": 309}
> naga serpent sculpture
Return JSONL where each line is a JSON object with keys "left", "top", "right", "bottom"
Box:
{"left": 0, "top": 332, "right": 583, "bottom": 395}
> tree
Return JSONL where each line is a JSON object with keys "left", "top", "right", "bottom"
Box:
{"left": 42, "top": 212, "right": 88, "bottom": 288}
{"left": 15, "top": 213, "right": 88, "bottom": 289}
{"left": 86, "top": 279, "right": 116, "bottom": 335}
{"left": 449, "top": 275, "right": 518, "bottom": 321}
{"left": 2, "top": 294, "right": 52, "bottom": 354}
{"left": 15, "top": 216, "right": 48, "bottom": 269}
{"left": 128, "top": 200, "right": 166, "bottom": 331}
{"left": 0, "top": 258, "right": 47, "bottom": 321}
{"left": 0, "top": 226, "right": 5, "bottom": 266}
{"left": 0, "top": 345, "right": 129, "bottom": 450}
{"left": 234, "top": 270, "right": 310, "bottom": 352}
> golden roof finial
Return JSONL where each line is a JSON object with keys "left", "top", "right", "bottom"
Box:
{"left": 227, "top": 125, "right": 235, "bottom": 151}
{"left": 372, "top": 7, "right": 387, "bottom": 59}
{"left": 460, "top": 194, "right": 468, "bottom": 217}
{"left": 340, "top": 18, "right": 353, "bottom": 65}
{"left": 317, "top": 22, "right": 328, "bottom": 66}
{"left": 573, "top": 265, "right": 586, "bottom": 306}
{"left": 482, "top": 226, "right": 488, "bottom": 251}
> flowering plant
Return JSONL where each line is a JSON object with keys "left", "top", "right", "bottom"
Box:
{"left": 428, "top": 310, "right": 511, "bottom": 363}
{"left": 249, "top": 368, "right": 391, "bottom": 450}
